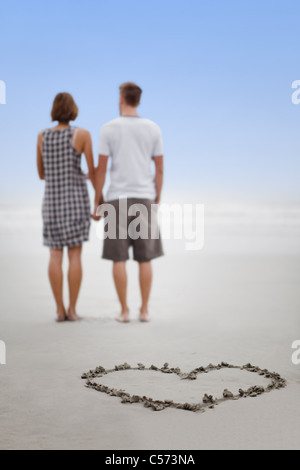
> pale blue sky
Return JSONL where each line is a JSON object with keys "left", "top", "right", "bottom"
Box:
{"left": 0, "top": 0, "right": 300, "bottom": 204}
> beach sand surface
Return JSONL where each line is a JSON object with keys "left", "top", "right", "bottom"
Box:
{"left": 0, "top": 205, "right": 299, "bottom": 450}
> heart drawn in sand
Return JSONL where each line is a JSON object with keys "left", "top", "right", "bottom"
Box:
{"left": 82, "top": 362, "right": 286, "bottom": 413}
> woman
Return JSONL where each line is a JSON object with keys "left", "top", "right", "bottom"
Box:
{"left": 37, "top": 92, "right": 95, "bottom": 322}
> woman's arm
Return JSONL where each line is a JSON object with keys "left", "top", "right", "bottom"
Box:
{"left": 91, "top": 155, "right": 109, "bottom": 221}
{"left": 80, "top": 130, "right": 96, "bottom": 189}
{"left": 37, "top": 132, "right": 45, "bottom": 180}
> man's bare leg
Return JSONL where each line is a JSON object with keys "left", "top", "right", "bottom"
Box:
{"left": 48, "top": 248, "right": 66, "bottom": 322}
{"left": 113, "top": 261, "right": 130, "bottom": 322}
{"left": 139, "top": 262, "right": 153, "bottom": 322}
{"left": 67, "top": 245, "right": 82, "bottom": 321}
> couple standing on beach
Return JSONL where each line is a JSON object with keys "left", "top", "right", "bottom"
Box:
{"left": 37, "top": 83, "right": 164, "bottom": 324}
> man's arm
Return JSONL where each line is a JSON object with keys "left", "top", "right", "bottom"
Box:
{"left": 153, "top": 156, "right": 164, "bottom": 204}
{"left": 92, "top": 155, "right": 109, "bottom": 220}
{"left": 37, "top": 132, "right": 45, "bottom": 180}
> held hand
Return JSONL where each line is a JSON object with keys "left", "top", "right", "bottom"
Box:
{"left": 91, "top": 208, "right": 101, "bottom": 222}
{"left": 91, "top": 196, "right": 105, "bottom": 222}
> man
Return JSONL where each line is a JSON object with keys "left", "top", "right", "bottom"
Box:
{"left": 94, "top": 82, "right": 164, "bottom": 323}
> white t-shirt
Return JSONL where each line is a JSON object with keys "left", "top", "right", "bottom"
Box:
{"left": 98, "top": 116, "right": 164, "bottom": 202}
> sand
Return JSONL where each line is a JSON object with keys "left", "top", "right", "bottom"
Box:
{"left": 0, "top": 203, "right": 299, "bottom": 450}
{"left": 83, "top": 362, "right": 286, "bottom": 413}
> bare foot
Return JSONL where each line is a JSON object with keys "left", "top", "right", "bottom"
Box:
{"left": 56, "top": 314, "right": 66, "bottom": 323}
{"left": 56, "top": 309, "right": 67, "bottom": 323}
{"left": 139, "top": 310, "right": 150, "bottom": 323}
{"left": 116, "top": 312, "right": 130, "bottom": 323}
{"left": 67, "top": 310, "right": 79, "bottom": 322}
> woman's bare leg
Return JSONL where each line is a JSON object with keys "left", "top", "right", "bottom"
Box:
{"left": 139, "top": 262, "right": 152, "bottom": 322}
{"left": 48, "top": 248, "right": 66, "bottom": 321}
{"left": 113, "top": 262, "right": 130, "bottom": 322}
{"left": 67, "top": 245, "right": 82, "bottom": 321}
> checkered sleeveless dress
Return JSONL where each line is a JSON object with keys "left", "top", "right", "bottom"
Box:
{"left": 42, "top": 127, "right": 91, "bottom": 248}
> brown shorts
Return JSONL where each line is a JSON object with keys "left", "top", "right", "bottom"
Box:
{"left": 102, "top": 198, "right": 164, "bottom": 262}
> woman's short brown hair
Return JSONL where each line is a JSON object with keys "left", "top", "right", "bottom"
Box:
{"left": 51, "top": 92, "right": 78, "bottom": 122}
{"left": 119, "top": 82, "right": 142, "bottom": 107}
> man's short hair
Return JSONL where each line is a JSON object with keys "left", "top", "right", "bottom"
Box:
{"left": 51, "top": 92, "right": 78, "bottom": 123}
{"left": 119, "top": 82, "right": 142, "bottom": 107}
